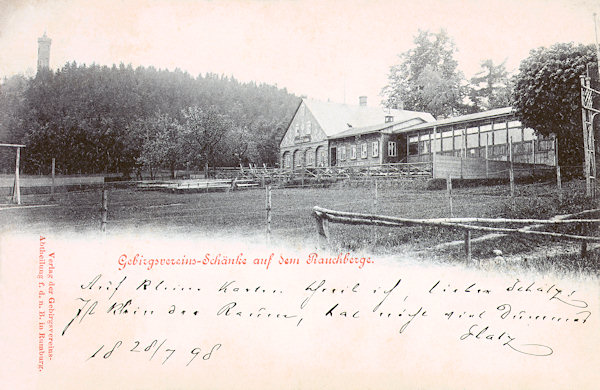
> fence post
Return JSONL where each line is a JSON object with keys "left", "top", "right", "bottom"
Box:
{"left": 465, "top": 229, "right": 472, "bottom": 264}
{"left": 372, "top": 179, "right": 379, "bottom": 246}
{"left": 51, "top": 157, "right": 56, "bottom": 201}
{"left": 12, "top": 147, "right": 21, "bottom": 205}
{"left": 556, "top": 166, "right": 563, "bottom": 202}
{"left": 555, "top": 138, "right": 562, "bottom": 202}
{"left": 265, "top": 185, "right": 272, "bottom": 245}
{"left": 313, "top": 210, "right": 329, "bottom": 248}
{"left": 581, "top": 222, "right": 588, "bottom": 258}
{"left": 101, "top": 188, "right": 108, "bottom": 233}
{"left": 531, "top": 139, "right": 536, "bottom": 177}
{"left": 446, "top": 174, "right": 453, "bottom": 218}
{"left": 509, "top": 137, "right": 515, "bottom": 198}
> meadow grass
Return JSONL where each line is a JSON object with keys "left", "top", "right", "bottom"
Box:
{"left": 1, "top": 178, "right": 597, "bottom": 274}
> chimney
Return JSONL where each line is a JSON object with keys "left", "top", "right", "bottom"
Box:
{"left": 359, "top": 96, "right": 367, "bottom": 106}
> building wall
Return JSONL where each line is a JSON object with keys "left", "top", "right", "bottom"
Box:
{"left": 433, "top": 155, "right": 554, "bottom": 179}
{"left": 280, "top": 101, "right": 329, "bottom": 168}
{"left": 403, "top": 114, "right": 556, "bottom": 166}
{"left": 330, "top": 133, "right": 407, "bottom": 166}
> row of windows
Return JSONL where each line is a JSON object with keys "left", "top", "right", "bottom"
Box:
{"left": 282, "top": 148, "right": 327, "bottom": 168}
{"left": 410, "top": 121, "right": 535, "bottom": 145}
{"left": 409, "top": 137, "right": 554, "bottom": 156}
{"left": 407, "top": 124, "right": 545, "bottom": 156}
{"left": 294, "top": 121, "right": 312, "bottom": 137}
{"left": 337, "top": 141, "right": 397, "bottom": 160}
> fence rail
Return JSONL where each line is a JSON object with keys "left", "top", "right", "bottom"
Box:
{"left": 214, "top": 162, "right": 433, "bottom": 182}
{"left": 312, "top": 206, "right": 600, "bottom": 264}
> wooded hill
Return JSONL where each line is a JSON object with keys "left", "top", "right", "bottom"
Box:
{"left": 0, "top": 63, "right": 300, "bottom": 176}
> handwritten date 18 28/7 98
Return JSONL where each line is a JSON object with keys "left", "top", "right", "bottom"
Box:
{"left": 87, "top": 338, "right": 222, "bottom": 367}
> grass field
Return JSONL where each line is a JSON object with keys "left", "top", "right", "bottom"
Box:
{"left": 1, "top": 178, "right": 598, "bottom": 274}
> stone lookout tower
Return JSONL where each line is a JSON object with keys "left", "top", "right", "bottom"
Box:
{"left": 37, "top": 32, "right": 51, "bottom": 70}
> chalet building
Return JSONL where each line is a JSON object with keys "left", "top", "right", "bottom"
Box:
{"left": 328, "top": 117, "right": 430, "bottom": 166}
{"left": 279, "top": 97, "right": 434, "bottom": 168}
{"left": 392, "top": 107, "right": 556, "bottom": 166}
{"left": 280, "top": 100, "right": 556, "bottom": 174}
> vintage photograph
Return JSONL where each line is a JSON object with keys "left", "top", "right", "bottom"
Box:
{"left": 0, "top": 0, "right": 599, "bottom": 388}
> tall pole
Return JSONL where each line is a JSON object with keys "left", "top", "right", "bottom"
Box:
{"left": 51, "top": 157, "right": 56, "bottom": 201}
{"left": 101, "top": 188, "right": 108, "bottom": 233}
{"left": 581, "top": 75, "right": 592, "bottom": 197}
{"left": 594, "top": 13, "right": 600, "bottom": 81}
{"left": 509, "top": 136, "right": 515, "bottom": 198}
{"left": 13, "top": 147, "right": 21, "bottom": 205}
{"left": 265, "top": 185, "right": 272, "bottom": 245}
{"left": 594, "top": 13, "right": 600, "bottom": 198}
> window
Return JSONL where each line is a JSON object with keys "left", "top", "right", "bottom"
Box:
{"left": 494, "top": 129, "right": 507, "bottom": 144}
{"left": 454, "top": 132, "right": 463, "bottom": 150}
{"left": 508, "top": 127, "right": 522, "bottom": 143}
{"left": 305, "top": 149, "right": 314, "bottom": 166}
{"left": 340, "top": 146, "right": 346, "bottom": 160}
{"left": 388, "top": 141, "right": 397, "bottom": 157}
{"left": 294, "top": 150, "right": 302, "bottom": 167}
{"left": 467, "top": 133, "right": 479, "bottom": 148}
{"left": 351, "top": 145, "right": 357, "bottom": 159}
{"left": 408, "top": 142, "right": 419, "bottom": 156}
{"left": 372, "top": 141, "right": 379, "bottom": 157}
{"left": 361, "top": 143, "right": 368, "bottom": 158}
{"left": 508, "top": 120, "right": 521, "bottom": 128}
{"left": 523, "top": 128, "right": 537, "bottom": 141}
{"left": 295, "top": 123, "right": 300, "bottom": 136}
{"left": 442, "top": 137, "right": 453, "bottom": 151}
{"left": 306, "top": 120, "right": 311, "bottom": 135}
{"left": 480, "top": 132, "right": 492, "bottom": 146}
{"left": 431, "top": 135, "right": 441, "bottom": 153}
{"left": 538, "top": 136, "right": 554, "bottom": 151}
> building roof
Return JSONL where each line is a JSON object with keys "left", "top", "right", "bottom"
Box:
{"left": 328, "top": 117, "right": 427, "bottom": 140}
{"left": 394, "top": 107, "right": 514, "bottom": 134}
{"left": 302, "top": 98, "right": 435, "bottom": 137}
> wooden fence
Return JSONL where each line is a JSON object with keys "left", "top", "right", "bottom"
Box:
{"left": 214, "top": 162, "right": 433, "bottom": 183}
{"left": 312, "top": 206, "right": 600, "bottom": 264}
{"left": 137, "top": 178, "right": 258, "bottom": 192}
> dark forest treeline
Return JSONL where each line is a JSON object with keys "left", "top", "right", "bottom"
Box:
{"left": 0, "top": 63, "right": 300, "bottom": 175}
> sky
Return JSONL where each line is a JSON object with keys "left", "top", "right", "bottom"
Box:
{"left": 0, "top": 0, "right": 598, "bottom": 106}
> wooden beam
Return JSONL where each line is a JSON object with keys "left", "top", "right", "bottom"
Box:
{"left": 0, "top": 143, "right": 26, "bottom": 148}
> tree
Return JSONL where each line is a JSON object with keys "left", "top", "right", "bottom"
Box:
{"left": 382, "top": 29, "right": 465, "bottom": 118}
{"left": 133, "top": 113, "right": 183, "bottom": 179}
{"left": 0, "top": 74, "right": 29, "bottom": 172}
{"left": 181, "top": 106, "right": 233, "bottom": 169}
{"left": 512, "top": 42, "right": 596, "bottom": 168}
{"left": 468, "top": 59, "right": 512, "bottom": 112}
{"left": 6, "top": 62, "right": 297, "bottom": 174}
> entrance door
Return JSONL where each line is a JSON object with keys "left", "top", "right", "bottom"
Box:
{"left": 397, "top": 135, "right": 407, "bottom": 162}
{"left": 330, "top": 147, "right": 337, "bottom": 166}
